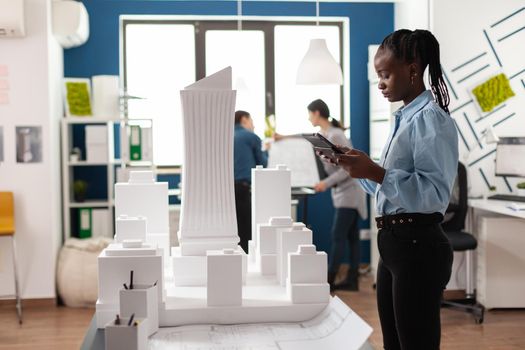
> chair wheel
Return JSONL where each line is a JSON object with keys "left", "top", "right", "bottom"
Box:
{"left": 474, "top": 307, "right": 484, "bottom": 324}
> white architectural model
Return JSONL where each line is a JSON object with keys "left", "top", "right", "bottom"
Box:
{"left": 251, "top": 164, "right": 291, "bottom": 249}
{"left": 178, "top": 67, "right": 239, "bottom": 256}
{"left": 256, "top": 216, "right": 294, "bottom": 275}
{"left": 114, "top": 171, "right": 170, "bottom": 258}
{"left": 96, "top": 68, "right": 331, "bottom": 347}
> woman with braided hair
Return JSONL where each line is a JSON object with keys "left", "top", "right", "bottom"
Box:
{"left": 320, "top": 29, "right": 458, "bottom": 349}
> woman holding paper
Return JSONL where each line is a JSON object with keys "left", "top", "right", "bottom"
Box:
{"left": 306, "top": 99, "right": 367, "bottom": 292}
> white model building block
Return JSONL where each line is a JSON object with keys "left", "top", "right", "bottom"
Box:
{"left": 97, "top": 248, "right": 163, "bottom": 328}
{"left": 172, "top": 247, "right": 207, "bottom": 286}
{"left": 115, "top": 215, "right": 147, "bottom": 243}
{"left": 122, "top": 240, "right": 143, "bottom": 249}
{"left": 206, "top": 249, "right": 242, "bottom": 306}
{"left": 172, "top": 245, "right": 247, "bottom": 287}
{"left": 114, "top": 171, "right": 170, "bottom": 258}
{"left": 251, "top": 165, "right": 291, "bottom": 247}
{"left": 178, "top": 67, "right": 239, "bottom": 256}
{"left": 147, "top": 233, "right": 170, "bottom": 259}
{"left": 287, "top": 245, "right": 330, "bottom": 304}
{"left": 258, "top": 217, "right": 293, "bottom": 254}
{"left": 120, "top": 284, "right": 159, "bottom": 336}
{"left": 277, "top": 223, "right": 313, "bottom": 287}
{"left": 105, "top": 243, "right": 158, "bottom": 256}
{"left": 248, "top": 240, "right": 256, "bottom": 264}
{"left": 256, "top": 216, "right": 293, "bottom": 275}
{"left": 105, "top": 316, "right": 148, "bottom": 350}
{"left": 288, "top": 244, "right": 327, "bottom": 284}
{"left": 287, "top": 283, "right": 330, "bottom": 304}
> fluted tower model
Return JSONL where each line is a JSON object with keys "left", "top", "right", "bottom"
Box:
{"left": 178, "top": 67, "right": 239, "bottom": 256}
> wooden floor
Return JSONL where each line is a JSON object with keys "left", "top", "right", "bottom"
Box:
{"left": 1, "top": 276, "right": 525, "bottom": 349}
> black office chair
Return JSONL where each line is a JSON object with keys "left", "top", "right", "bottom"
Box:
{"left": 441, "top": 162, "right": 485, "bottom": 324}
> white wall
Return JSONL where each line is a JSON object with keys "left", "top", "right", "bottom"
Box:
{"left": 0, "top": 0, "right": 63, "bottom": 299}
{"left": 433, "top": 0, "right": 525, "bottom": 197}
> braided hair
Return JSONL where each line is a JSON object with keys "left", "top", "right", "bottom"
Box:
{"left": 379, "top": 29, "right": 450, "bottom": 114}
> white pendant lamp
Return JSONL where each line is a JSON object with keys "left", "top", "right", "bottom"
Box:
{"left": 296, "top": 0, "right": 343, "bottom": 85}
{"left": 297, "top": 38, "right": 343, "bottom": 85}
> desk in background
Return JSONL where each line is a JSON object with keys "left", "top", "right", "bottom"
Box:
{"left": 468, "top": 199, "right": 525, "bottom": 309}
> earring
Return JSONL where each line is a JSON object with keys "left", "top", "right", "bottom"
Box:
{"left": 411, "top": 75, "right": 414, "bottom": 86}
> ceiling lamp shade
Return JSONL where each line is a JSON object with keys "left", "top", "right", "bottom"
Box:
{"left": 296, "top": 38, "right": 343, "bottom": 85}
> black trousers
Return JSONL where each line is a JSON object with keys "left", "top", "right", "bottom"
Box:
{"left": 377, "top": 221, "right": 453, "bottom": 350}
{"left": 328, "top": 208, "right": 360, "bottom": 276}
{"left": 234, "top": 181, "right": 251, "bottom": 253}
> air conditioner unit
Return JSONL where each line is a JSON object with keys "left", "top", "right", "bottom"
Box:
{"left": 52, "top": 0, "right": 89, "bottom": 49}
{"left": 0, "top": 0, "right": 26, "bottom": 38}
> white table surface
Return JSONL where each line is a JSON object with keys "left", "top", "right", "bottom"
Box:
{"left": 469, "top": 199, "right": 525, "bottom": 220}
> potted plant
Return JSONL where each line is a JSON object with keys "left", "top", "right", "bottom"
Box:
{"left": 517, "top": 182, "right": 525, "bottom": 197}
{"left": 73, "top": 180, "right": 88, "bottom": 202}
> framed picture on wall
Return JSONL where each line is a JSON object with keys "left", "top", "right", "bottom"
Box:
{"left": 63, "top": 78, "right": 93, "bottom": 117}
{"left": 16, "top": 126, "right": 42, "bottom": 163}
{"left": 469, "top": 72, "right": 516, "bottom": 117}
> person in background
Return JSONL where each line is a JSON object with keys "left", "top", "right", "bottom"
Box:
{"left": 307, "top": 99, "right": 367, "bottom": 291}
{"left": 234, "top": 110, "right": 268, "bottom": 253}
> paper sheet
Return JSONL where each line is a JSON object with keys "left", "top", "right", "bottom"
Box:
{"left": 149, "top": 297, "right": 372, "bottom": 350}
{"left": 268, "top": 138, "right": 320, "bottom": 188}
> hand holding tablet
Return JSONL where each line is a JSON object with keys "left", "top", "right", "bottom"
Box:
{"left": 302, "top": 133, "right": 349, "bottom": 162}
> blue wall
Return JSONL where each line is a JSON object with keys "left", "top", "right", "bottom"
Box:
{"left": 65, "top": 0, "right": 394, "bottom": 263}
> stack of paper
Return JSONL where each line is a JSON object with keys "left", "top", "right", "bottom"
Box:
{"left": 508, "top": 202, "right": 525, "bottom": 211}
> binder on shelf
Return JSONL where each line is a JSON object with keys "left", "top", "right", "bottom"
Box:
{"left": 119, "top": 123, "right": 130, "bottom": 163}
{"left": 92, "top": 208, "right": 111, "bottom": 238}
{"left": 140, "top": 126, "right": 152, "bottom": 162}
{"left": 130, "top": 125, "right": 142, "bottom": 161}
{"left": 79, "top": 208, "right": 92, "bottom": 238}
{"left": 85, "top": 125, "right": 108, "bottom": 162}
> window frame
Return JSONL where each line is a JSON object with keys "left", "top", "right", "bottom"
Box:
{"left": 120, "top": 15, "right": 350, "bottom": 166}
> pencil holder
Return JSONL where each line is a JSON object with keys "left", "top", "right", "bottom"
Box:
{"left": 119, "top": 284, "right": 158, "bottom": 336}
{"left": 105, "top": 317, "right": 147, "bottom": 350}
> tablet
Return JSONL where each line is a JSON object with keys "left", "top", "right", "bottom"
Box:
{"left": 302, "top": 133, "right": 346, "bottom": 162}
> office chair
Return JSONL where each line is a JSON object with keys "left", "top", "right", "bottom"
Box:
{"left": 441, "top": 162, "right": 484, "bottom": 324}
{"left": 0, "top": 192, "right": 23, "bottom": 324}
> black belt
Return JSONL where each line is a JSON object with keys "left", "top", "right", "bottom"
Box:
{"left": 375, "top": 213, "right": 443, "bottom": 230}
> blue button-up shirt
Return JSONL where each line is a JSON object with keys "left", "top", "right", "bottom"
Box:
{"left": 234, "top": 125, "right": 268, "bottom": 183}
{"left": 359, "top": 90, "right": 459, "bottom": 216}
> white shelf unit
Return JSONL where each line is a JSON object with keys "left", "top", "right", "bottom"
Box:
{"left": 60, "top": 117, "right": 153, "bottom": 241}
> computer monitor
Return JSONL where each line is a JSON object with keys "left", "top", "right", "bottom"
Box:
{"left": 495, "top": 137, "right": 525, "bottom": 177}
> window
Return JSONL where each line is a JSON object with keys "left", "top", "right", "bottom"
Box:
{"left": 124, "top": 24, "right": 196, "bottom": 165}
{"left": 122, "top": 17, "right": 347, "bottom": 166}
{"left": 206, "top": 30, "right": 266, "bottom": 137}
{"left": 274, "top": 25, "right": 341, "bottom": 135}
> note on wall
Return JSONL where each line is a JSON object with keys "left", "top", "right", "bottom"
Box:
{"left": 16, "top": 126, "right": 43, "bottom": 163}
